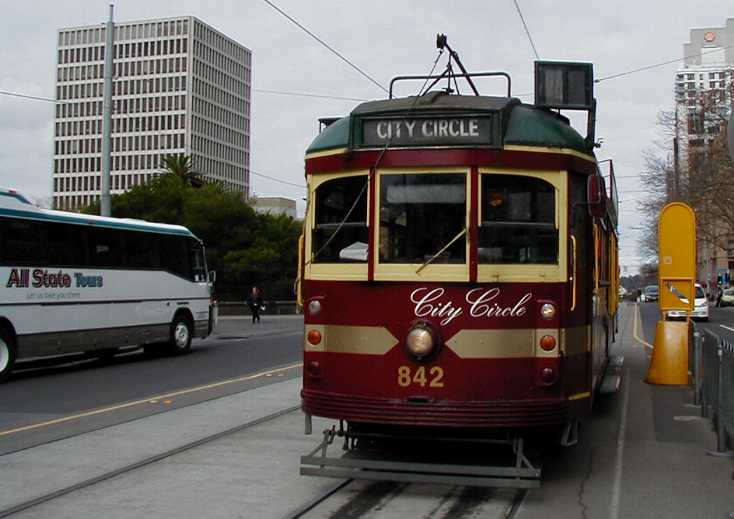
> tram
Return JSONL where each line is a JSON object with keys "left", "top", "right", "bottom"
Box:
{"left": 298, "top": 37, "right": 619, "bottom": 470}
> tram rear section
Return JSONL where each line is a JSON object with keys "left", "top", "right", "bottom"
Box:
{"left": 298, "top": 41, "right": 620, "bottom": 487}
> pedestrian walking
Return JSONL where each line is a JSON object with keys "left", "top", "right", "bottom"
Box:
{"left": 716, "top": 285, "right": 723, "bottom": 308}
{"left": 246, "top": 286, "right": 264, "bottom": 323}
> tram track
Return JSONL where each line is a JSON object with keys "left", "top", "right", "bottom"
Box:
{"left": 284, "top": 479, "right": 528, "bottom": 519}
{"left": 0, "top": 404, "right": 301, "bottom": 518}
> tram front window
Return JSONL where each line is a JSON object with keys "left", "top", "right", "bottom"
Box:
{"left": 312, "top": 175, "right": 368, "bottom": 263}
{"left": 479, "top": 175, "right": 557, "bottom": 264}
{"left": 380, "top": 173, "right": 466, "bottom": 264}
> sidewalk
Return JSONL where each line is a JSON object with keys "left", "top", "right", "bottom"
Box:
{"left": 518, "top": 302, "right": 734, "bottom": 518}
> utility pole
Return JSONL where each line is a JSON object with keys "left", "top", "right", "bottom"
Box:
{"left": 673, "top": 108, "right": 680, "bottom": 200}
{"left": 100, "top": 4, "right": 114, "bottom": 217}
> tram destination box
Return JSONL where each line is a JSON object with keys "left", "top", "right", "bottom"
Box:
{"left": 358, "top": 114, "right": 501, "bottom": 148}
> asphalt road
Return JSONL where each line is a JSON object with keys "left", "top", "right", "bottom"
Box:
{"left": 637, "top": 299, "right": 734, "bottom": 343}
{"left": 0, "top": 315, "right": 304, "bottom": 454}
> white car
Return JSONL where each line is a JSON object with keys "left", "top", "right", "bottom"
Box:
{"left": 666, "top": 284, "right": 708, "bottom": 321}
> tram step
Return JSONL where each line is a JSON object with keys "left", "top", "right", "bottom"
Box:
{"left": 600, "top": 356, "right": 624, "bottom": 394}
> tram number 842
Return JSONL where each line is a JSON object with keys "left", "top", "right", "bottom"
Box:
{"left": 397, "top": 366, "right": 445, "bottom": 388}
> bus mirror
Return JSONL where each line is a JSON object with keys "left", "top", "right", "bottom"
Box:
{"left": 208, "top": 270, "right": 217, "bottom": 284}
{"left": 587, "top": 174, "right": 606, "bottom": 217}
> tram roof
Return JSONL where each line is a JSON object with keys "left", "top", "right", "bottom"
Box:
{"left": 307, "top": 92, "right": 590, "bottom": 157}
{"left": 0, "top": 188, "right": 197, "bottom": 238}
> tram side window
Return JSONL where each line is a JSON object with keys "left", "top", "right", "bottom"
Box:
{"left": 0, "top": 217, "right": 45, "bottom": 265}
{"left": 312, "top": 175, "right": 368, "bottom": 263}
{"left": 380, "top": 173, "right": 466, "bottom": 264}
{"left": 479, "top": 175, "right": 557, "bottom": 264}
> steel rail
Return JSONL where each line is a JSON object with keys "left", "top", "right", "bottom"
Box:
{"left": 282, "top": 479, "right": 354, "bottom": 519}
{"left": 0, "top": 405, "right": 301, "bottom": 518}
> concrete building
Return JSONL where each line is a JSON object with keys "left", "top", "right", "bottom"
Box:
{"left": 53, "top": 16, "right": 251, "bottom": 210}
{"left": 675, "top": 19, "right": 734, "bottom": 151}
{"left": 250, "top": 197, "right": 297, "bottom": 219}
{"left": 674, "top": 19, "right": 734, "bottom": 291}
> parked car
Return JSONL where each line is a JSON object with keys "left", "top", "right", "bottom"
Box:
{"left": 666, "top": 284, "right": 709, "bottom": 321}
{"left": 719, "top": 288, "right": 734, "bottom": 307}
{"left": 640, "top": 285, "right": 659, "bottom": 302}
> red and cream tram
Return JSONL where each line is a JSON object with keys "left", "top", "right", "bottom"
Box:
{"left": 298, "top": 49, "right": 619, "bottom": 454}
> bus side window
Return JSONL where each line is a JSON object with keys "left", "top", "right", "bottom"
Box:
{"left": 46, "top": 221, "right": 86, "bottom": 266}
{"left": 0, "top": 217, "right": 46, "bottom": 265}
{"left": 127, "top": 230, "right": 160, "bottom": 269}
{"left": 189, "top": 239, "right": 207, "bottom": 282}
{"left": 161, "top": 236, "right": 191, "bottom": 279}
{"left": 88, "top": 228, "right": 125, "bottom": 268}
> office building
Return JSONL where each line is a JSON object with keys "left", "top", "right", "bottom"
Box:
{"left": 53, "top": 16, "right": 251, "bottom": 209}
{"left": 250, "top": 196, "right": 297, "bottom": 219}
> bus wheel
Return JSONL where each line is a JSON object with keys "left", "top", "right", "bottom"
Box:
{"left": 168, "top": 315, "right": 193, "bottom": 355}
{"left": 0, "top": 328, "right": 17, "bottom": 383}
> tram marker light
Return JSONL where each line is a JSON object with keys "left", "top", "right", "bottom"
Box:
{"left": 308, "top": 300, "right": 322, "bottom": 315}
{"left": 539, "top": 335, "right": 557, "bottom": 351}
{"left": 540, "top": 367, "right": 557, "bottom": 385}
{"left": 307, "top": 329, "right": 322, "bottom": 345}
{"left": 540, "top": 303, "right": 556, "bottom": 319}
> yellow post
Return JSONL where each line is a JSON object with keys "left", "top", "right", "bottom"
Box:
{"left": 646, "top": 202, "right": 696, "bottom": 386}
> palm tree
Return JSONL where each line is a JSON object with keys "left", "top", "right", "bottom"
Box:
{"left": 161, "top": 154, "right": 204, "bottom": 188}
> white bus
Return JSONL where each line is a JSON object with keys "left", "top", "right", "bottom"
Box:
{"left": 0, "top": 188, "right": 217, "bottom": 381}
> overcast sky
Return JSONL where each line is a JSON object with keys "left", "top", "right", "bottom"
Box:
{"left": 0, "top": 0, "right": 731, "bottom": 274}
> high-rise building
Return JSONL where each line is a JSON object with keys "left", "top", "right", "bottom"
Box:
{"left": 674, "top": 19, "right": 734, "bottom": 292}
{"left": 53, "top": 16, "right": 251, "bottom": 210}
{"left": 675, "top": 19, "right": 734, "bottom": 149}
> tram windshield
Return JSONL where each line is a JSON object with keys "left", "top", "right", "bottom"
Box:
{"left": 379, "top": 173, "right": 466, "bottom": 264}
{"left": 479, "top": 175, "right": 557, "bottom": 264}
{"left": 312, "top": 175, "right": 369, "bottom": 263}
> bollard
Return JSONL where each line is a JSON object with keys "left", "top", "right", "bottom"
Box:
{"left": 693, "top": 331, "right": 702, "bottom": 406}
{"left": 707, "top": 338, "right": 733, "bottom": 457}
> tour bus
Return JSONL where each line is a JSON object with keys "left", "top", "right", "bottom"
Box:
{"left": 0, "top": 187, "right": 217, "bottom": 382}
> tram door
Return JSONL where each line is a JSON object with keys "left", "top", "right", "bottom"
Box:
{"left": 569, "top": 173, "right": 593, "bottom": 389}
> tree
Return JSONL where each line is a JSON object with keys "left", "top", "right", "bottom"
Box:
{"left": 161, "top": 154, "right": 204, "bottom": 188}
{"left": 638, "top": 86, "right": 734, "bottom": 282}
{"left": 82, "top": 178, "right": 301, "bottom": 300}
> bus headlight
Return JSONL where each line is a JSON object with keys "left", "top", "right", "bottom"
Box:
{"left": 405, "top": 322, "right": 438, "bottom": 360}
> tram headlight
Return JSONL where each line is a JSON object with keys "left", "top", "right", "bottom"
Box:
{"left": 405, "top": 323, "right": 437, "bottom": 360}
{"left": 540, "top": 303, "right": 556, "bottom": 319}
{"left": 308, "top": 300, "right": 322, "bottom": 315}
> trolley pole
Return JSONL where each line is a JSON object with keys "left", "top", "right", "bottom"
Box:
{"left": 100, "top": 4, "right": 115, "bottom": 217}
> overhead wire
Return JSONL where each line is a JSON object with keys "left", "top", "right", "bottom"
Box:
{"left": 260, "top": 0, "right": 388, "bottom": 94}
{"left": 0, "top": 90, "right": 60, "bottom": 103}
{"left": 596, "top": 43, "right": 734, "bottom": 83}
{"left": 512, "top": 0, "right": 540, "bottom": 60}
{"left": 253, "top": 89, "right": 367, "bottom": 102}
{"left": 250, "top": 169, "right": 305, "bottom": 189}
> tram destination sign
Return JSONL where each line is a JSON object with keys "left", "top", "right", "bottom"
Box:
{"left": 359, "top": 115, "right": 500, "bottom": 148}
